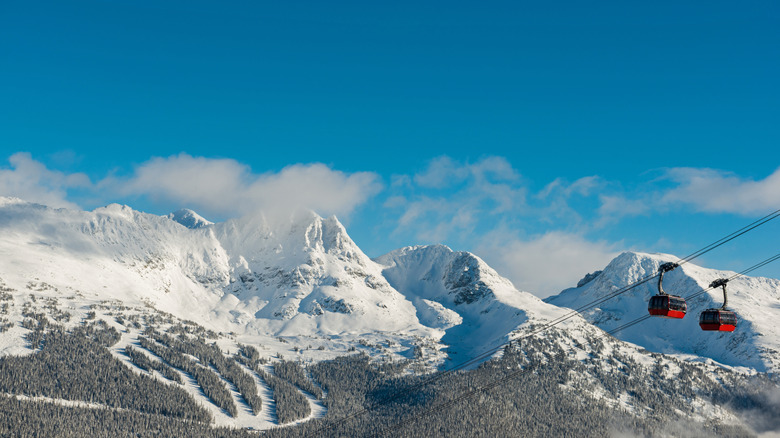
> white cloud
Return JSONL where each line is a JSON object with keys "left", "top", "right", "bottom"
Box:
{"left": 413, "top": 155, "right": 520, "bottom": 189}
{"left": 392, "top": 156, "right": 527, "bottom": 242}
{"left": 117, "top": 154, "right": 251, "bottom": 212}
{"left": 246, "top": 162, "right": 382, "bottom": 218}
{"left": 1, "top": 152, "right": 382, "bottom": 221}
{"left": 476, "top": 230, "right": 620, "bottom": 298}
{"left": 413, "top": 156, "right": 470, "bottom": 189}
{"left": 396, "top": 196, "right": 479, "bottom": 243}
{"left": 117, "top": 153, "right": 383, "bottom": 219}
{"left": 538, "top": 176, "right": 602, "bottom": 200}
{"left": 0, "top": 152, "right": 90, "bottom": 209}
{"left": 469, "top": 155, "right": 521, "bottom": 182}
{"left": 596, "top": 194, "right": 651, "bottom": 226}
{"left": 661, "top": 167, "right": 780, "bottom": 215}
{"left": 533, "top": 176, "right": 606, "bottom": 227}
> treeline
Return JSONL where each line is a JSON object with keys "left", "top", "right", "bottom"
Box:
{"left": 0, "top": 284, "right": 12, "bottom": 333}
{"left": 0, "top": 394, "right": 251, "bottom": 438}
{"left": 236, "top": 347, "right": 311, "bottom": 423}
{"left": 273, "top": 360, "right": 323, "bottom": 399}
{"left": 124, "top": 345, "right": 182, "bottom": 384}
{"left": 262, "top": 331, "right": 761, "bottom": 438}
{"left": 0, "top": 323, "right": 211, "bottom": 423}
{"left": 146, "top": 330, "right": 262, "bottom": 415}
{"left": 138, "top": 335, "right": 237, "bottom": 417}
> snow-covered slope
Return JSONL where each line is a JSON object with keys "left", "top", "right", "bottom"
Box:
{"left": 0, "top": 197, "right": 424, "bottom": 344}
{"left": 0, "top": 198, "right": 225, "bottom": 321}
{"left": 0, "top": 197, "right": 602, "bottom": 367}
{"left": 167, "top": 208, "right": 213, "bottom": 229}
{"left": 210, "top": 211, "right": 421, "bottom": 336}
{"left": 376, "top": 245, "right": 578, "bottom": 359}
{"left": 5, "top": 198, "right": 780, "bottom": 434}
{"left": 546, "top": 252, "right": 780, "bottom": 372}
{"left": 4, "top": 196, "right": 780, "bottom": 375}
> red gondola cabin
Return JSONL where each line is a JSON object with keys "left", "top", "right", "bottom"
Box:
{"left": 648, "top": 295, "right": 687, "bottom": 319}
{"left": 648, "top": 262, "right": 687, "bottom": 319}
{"left": 699, "top": 278, "right": 737, "bottom": 332}
{"left": 699, "top": 309, "right": 737, "bottom": 332}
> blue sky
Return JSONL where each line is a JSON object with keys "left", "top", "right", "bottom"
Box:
{"left": 1, "top": 1, "right": 779, "bottom": 296}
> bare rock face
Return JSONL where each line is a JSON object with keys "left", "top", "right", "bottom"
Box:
{"left": 442, "top": 253, "right": 496, "bottom": 305}
{"left": 576, "top": 270, "right": 602, "bottom": 288}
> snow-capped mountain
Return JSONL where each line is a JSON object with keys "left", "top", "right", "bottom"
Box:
{"left": 0, "top": 197, "right": 617, "bottom": 365}
{"left": 0, "top": 197, "right": 586, "bottom": 364}
{"left": 210, "top": 210, "right": 421, "bottom": 336}
{"left": 546, "top": 251, "right": 780, "bottom": 372}
{"left": 4, "top": 196, "right": 780, "bottom": 374}
{"left": 0, "top": 197, "right": 422, "bottom": 342}
{"left": 377, "top": 245, "right": 551, "bottom": 358}
{"left": 4, "top": 196, "right": 780, "bottom": 376}
{"left": 167, "top": 208, "right": 213, "bottom": 229}
{"left": 4, "top": 197, "right": 780, "bottom": 435}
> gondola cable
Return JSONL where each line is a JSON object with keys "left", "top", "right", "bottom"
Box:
{"left": 369, "top": 251, "right": 780, "bottom": 437}
{"left": 608, "top": 252, "right": 780, "bottom": 336}
{"left": 515, "top": 208, "right": 780, "bottom": 341}
{"left": 306, "top": 209, "right": 780, "bottom": 437}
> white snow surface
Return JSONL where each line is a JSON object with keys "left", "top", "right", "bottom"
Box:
{"left": 376, "top": 245, "right": 572, "bottom": 360}
{"left": 167, "top": 209, "right": 213, "bottom": 229}
{"left": 3, "top": 199, "right": 779, "bottom": 377}
{"left": 2, "top": 199, "right": 779, "bottom": 432}
{"left": 546, "top": 251, "right": 780, "bottom": 372}
{"left": 0, "top": 199, "right": 591, "bottom": 367}
{"left": 0, "top": 199, "right": 423, "bottom": 340}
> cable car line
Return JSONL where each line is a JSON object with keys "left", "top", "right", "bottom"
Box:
{"left": 609, "top": 252, "right": 780, "bottom": 336}
{"left": 679, "top": 253, "right": 780, "bottom": 304}
{"left": 305, "top": 210, "right": 780, "bottom": 437}
{"left": 370, "top": 251, "right": 780, "bottom": 437}
{"left": 674, "top": 208, "right": 780, "bottom": 266}
{"left": 517, "top": 208, "right": 780, "bottom": 344}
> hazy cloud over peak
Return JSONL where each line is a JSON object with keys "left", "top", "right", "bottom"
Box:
{"left": 0, "top": 152, "right": 90, "bottom": 210}
{"left": 3, "top": 151, "right": 776, "bottom": 297}
{"left": 119, "top": 153, "right": 383, "bottom": 219}
{"left": 475, "top": 230, "right": 620, "bottom": 297}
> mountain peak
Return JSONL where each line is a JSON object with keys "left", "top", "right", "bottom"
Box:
{"left": 92, "top": 203, "right": 136, "bottom": 218}
{"left": 376, "top": 245, "right": 524, "bottom": 307}
{"left": 167, "top": 209, "right": 213, "bottom": 229}
{"left": 378, "top": 244, "right": 454, "bottom": 263}
{"left": 547, "top": 251, "right": 780, "bottom": 372}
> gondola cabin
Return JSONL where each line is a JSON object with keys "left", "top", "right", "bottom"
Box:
{"left": 700, "top": 278, "right": 737, "bottom": 332}
{"left": 699, "top": 309, "right": 737, "bottom": 332}
{"left": 648, "top": 295, "right": 687, "bottom": 319}
{"left": 648, "top": 261, "right": 687, "bottom": 319}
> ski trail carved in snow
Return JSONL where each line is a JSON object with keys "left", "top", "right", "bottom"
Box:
{"left": 2, "top": 392, "right": 133, "bottom": 412}
{"left": 239, "top": 361, "right": 279, "bottom": 426}
{"left": 108, "top": 327, "right": 327, "bottom": 431}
